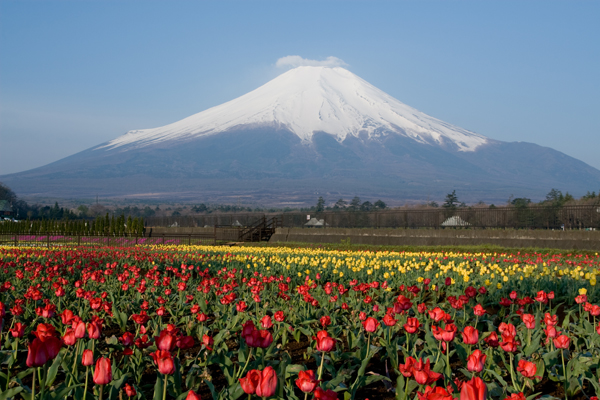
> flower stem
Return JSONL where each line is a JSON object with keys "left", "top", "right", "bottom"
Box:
{"left": 509, "top": 353, "right": 518, "bottom": 391}
{"left": 162, "top": 373, "right": 167, "bottom": 400}
{"left": 366, "top": 332, "right": 371, "bottom": 360}
{"left": 318, "top": 351, "right": 326, "bottom": 383}
{"left": 561, "top": 350, "right": 568, "bottom": 400}
{"left": 82, "top": 366, "right": 89, "bottom": 400}
{"left": 237, "top": 347, "right": 253, "bottom": 380}
{"left": 99, "top": 384, "right": 104, "bottom": 400}
{"left": 31, "top": 368, "right": 36, "bottom": 400}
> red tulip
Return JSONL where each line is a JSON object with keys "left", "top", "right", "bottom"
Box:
{"left": 500, "top": 337, "right": 519, "bottom": 353}
{"left": 255, "top": 366, "right": 277, "bottom": 398}
{"left": 261, "top": 315, "right": 273, "bottom": 329}
{"left": 460, "top": 376, "right": 487, "bottom": 400}
{"left": 32, "top": 323, "right": 56, "bottom": 342}
{"left": 73, "top": 319, "right": 86, "bottom": 339}
{"left": 441, "top": 324, "right": 457, "bottom": 342}
{"left": 315, "top": 330, "right": 336, "bottom": 352}
{"left": 241, "top": 320, "right": 256, "bottom": 338}
{"left": 417, "top": 386, "right": 453, "bottom": 400}
{"left": 196, "top": 312, "right": 208, "bottom": 322}
{"left": 503, "top": 394, "right": 526, "bottom": 400}
{"left": 383, "top": 314, "right": 397, "bottom": 327}
{"left": 313, "top": 387, "right": 338, "bottom": 400}
{"left": 93, "top": 357, "right": 112, "bottom": 385}
{"left": 521, "top": 314, "right": 536, "bottom": 330}
{"left": 82, "top": 349, "right": 94, "bottom": 366}
{"left": 473, "top": 304, "right": 486, "bottom": 317}
{"left": 124, "top": 383, "right": 136, "bottom": 397}
{"left": 362, "top": 317, "right": 379, "bottom": 333}
{"left": 295, "top": 370, "right": 319, "bottom": 393}
{"left": 63, "top": 328, "right": 77, "bottom": 346}
{"left": 10, "top": 322, "right": 25, "bottom": 338}
{"left": 553, "top": 335, "right": 570, "bottom": 349}
{"left": 462, "top": 326, "right": 479, "bottom": 345}
{"left": 412, "top": 358, "right": 442, "bottom": 385}
{"left": 543, "top": 313, "right": 558, "bottom": 326}
{"left": 359, "top": 312, "right": 367, "bottom": 321}
{"left": 151, "top": 350, "right": 175, "bottom": 375}
{"left": 274, "top": 311, "right": 285, "bottom": 322}
{"left": 404, "top": 317, "right": 420, "bottom": 333}
{"left": 86, "top": 321, "right": 101, "bottom": 340}
{"left": 201, "top": 334, "right": 214, "bottom": 350}
{"left": 185, "top": 390, "right": 201, "bottom": 400}
{"left": 428, "top": 307, "right": 446, "bottom": 322}
{"left": 60, "top": 309, "right": 76, "bottom": 325}
{"left": 26, "top": 338, "right": 49, "bottom": 367}
{"left": 155, "top": 330, "right": 177, "bottom": 352}
{"left": 467, "top": 349, "right": 486, "bottom": 373}
{"left": 399, "top": 356, "right": 416, "bottom": 377}
{"left": 176, "top": 335, "right": 195, "bottom": 350}
{"left": 239, "top": 369, "right": 261, "bottom": 394}
{"left": 320, "top": 316, "right": 331, "bottom": 327}
{"left": 484, "top": 332, "right": 499, "bottom": 347}
{"left": 119, "top": 332, "right": 135, "bottom": 346}
{"left": 517, "top": 359, "right": 537, "bottom": 378}
{"left": 246, "top": 329, "right": 273, "bottom": 348}
{"left": 499, "top": 322, "right": 517, "bottom": 338}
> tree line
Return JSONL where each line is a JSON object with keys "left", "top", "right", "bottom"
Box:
{"left": 0, "top": 214, "right": 145, "bottom": 236}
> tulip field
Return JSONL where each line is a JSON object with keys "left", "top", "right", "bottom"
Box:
{"left": 1, "top": 245, "right": 600, "bottom": 400}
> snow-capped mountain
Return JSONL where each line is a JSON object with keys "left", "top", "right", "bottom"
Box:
{"left": 2, "top": 66, "right": 599, "bottom": 205}
{"left": 102, "top": 66, "right": 488, "bottom": 152}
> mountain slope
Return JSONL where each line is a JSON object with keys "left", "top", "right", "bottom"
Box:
{"left": 101, "top": 66, "right": 489, "bottom": 152}
{"left": 2, "top": 66, "right": 599, "bottom": 205}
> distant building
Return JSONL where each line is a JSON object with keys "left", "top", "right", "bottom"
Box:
{"left": 305, "top": 218, "right": 328, "bottom": 228}
{"left": 441, "top": 215, "right": 470, "bottom": 227}
{"left": 0, "top": 200, "right": 14, "bottom": 218}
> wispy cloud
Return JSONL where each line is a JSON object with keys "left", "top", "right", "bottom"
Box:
{"left": 275, "top": 55, "right": 348, "bottom": 68}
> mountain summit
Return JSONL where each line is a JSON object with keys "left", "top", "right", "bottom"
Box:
{"left": 2, "top": 66, "right": 599, "bottom": 205}
{"left": 103, "top": 67, "right": 488, "bottom": 152}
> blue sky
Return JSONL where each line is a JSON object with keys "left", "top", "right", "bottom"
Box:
{"left": 1, "top": 0, "right": 599, "bottom": 176}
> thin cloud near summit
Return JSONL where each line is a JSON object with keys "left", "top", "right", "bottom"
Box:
{"left": 275, "top": 55, "right": 348, "bottom": 68}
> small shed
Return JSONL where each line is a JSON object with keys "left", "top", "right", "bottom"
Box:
{"left": 441, "top": 215, "right": 470, "bottom": 227}
{"left": 305, "top": 218, "right": 328, "bottom": 228}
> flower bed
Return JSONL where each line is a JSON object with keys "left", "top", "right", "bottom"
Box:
{"left": 1, "top": 245, "right": 599, "bottom": 399}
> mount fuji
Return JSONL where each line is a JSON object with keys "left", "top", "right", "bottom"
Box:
{"left": 3, "top": 66, "right": 599, "bottom": 205}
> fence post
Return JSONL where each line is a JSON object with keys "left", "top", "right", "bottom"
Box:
{"left": 47, "top": 234, "right": 50, "bottom": 248}
{"left": 188, "top": 234, "right": 191, "bottom": 246}
{"left": 78, "top": 235, "right": 81, "bottom": 246}
{"left": 14, "top": 234, "right": 18, "bottom": 247}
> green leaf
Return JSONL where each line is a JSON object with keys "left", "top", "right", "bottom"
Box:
{"left": 485, "top": 368, "right": 508, "bottom": 388}
{"left": 153, "top": 374, "right": 164, "bottom": 400}
{"left": 108, "top": 373, "right": 129, "bottom": 400}
{"left": 45, "top": 352, "right": 63, "bottom": 388}
{"left": 203, "top": 379, "right": 218, "bottom": 400}
{"left": 0, "top": 387, "right": 23, "bottom": 400}
{"left": 47, "top": 383, "right": 83, "bottom": 400}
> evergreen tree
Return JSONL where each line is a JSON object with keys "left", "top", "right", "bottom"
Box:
{"left": 443, "top": 190, "right": 459, "bottom": 209}
{"left": 315, "top": 197, "right": 325, "bottom": 212}
{"left": 374, "top": 200, "right": 387, "bottom": 210}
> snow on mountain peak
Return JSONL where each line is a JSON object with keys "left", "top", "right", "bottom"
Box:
{"left": 101, "top": 66, "right": 488, "bottom": 152}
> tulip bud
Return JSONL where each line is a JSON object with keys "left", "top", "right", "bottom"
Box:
{"left": 82, "top": 349, "right": 94, "bottom": 366}
{"left": 124, "top": 383, "right": 137, "bottom": 397}
{"left": 150, "top": 350, "right": 175, "bottom": 375}
{"left": 185, "top": 390, "right": 201, "bottom": 400}
{"left": 93, "top": 357, "right": 112, "bottom": 385}
{"left": 239, "top": 370, "right": 261, "bottom": 395}
{"left": 255, "top": 366, "right": 277, "bottom": 398}
{"left": 460, "top": 376, "right": 487, "bottom": 400}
